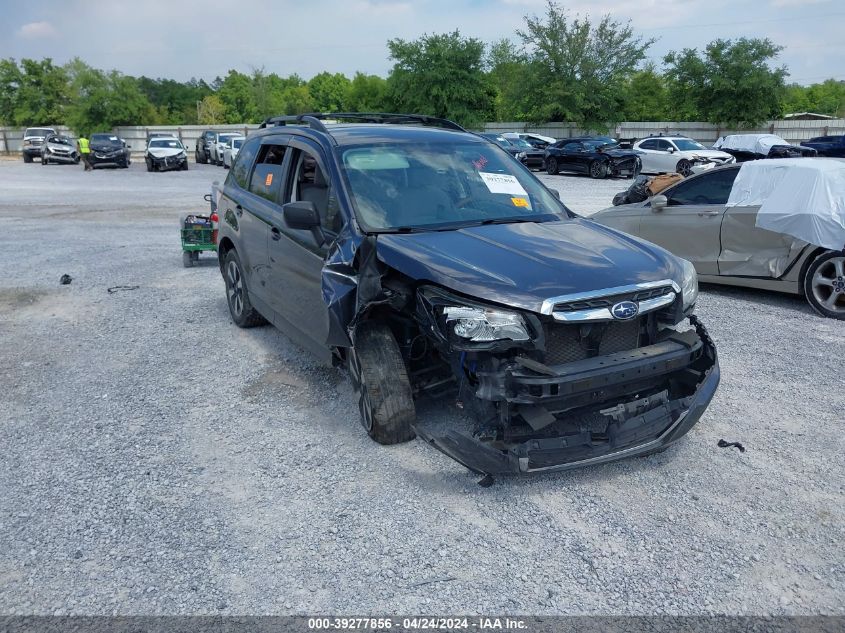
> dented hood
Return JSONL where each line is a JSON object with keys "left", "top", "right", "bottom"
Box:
{"left": 375, "top": 218, "right": 684, "bottom": 313}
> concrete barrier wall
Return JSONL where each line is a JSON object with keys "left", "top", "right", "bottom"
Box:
{"left": 3, "top": 119, "right": 845, "bottom": 156}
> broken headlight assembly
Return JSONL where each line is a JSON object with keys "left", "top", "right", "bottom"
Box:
{"left": 443, "top": 306, "right": 530, "bottom": 342}
{"left": 680, "top": 258, "right": 698, "bottom": 311}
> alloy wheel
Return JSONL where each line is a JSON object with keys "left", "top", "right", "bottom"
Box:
{"left": 811, "top": 255, "right": 845, "bottom": 315}
{"left": 226, "top": 260, "right": 244, "bottom": 317}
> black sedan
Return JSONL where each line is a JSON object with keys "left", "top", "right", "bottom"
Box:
{"left": 544, "top": 137, "right": 641, "bottom": 179}
{"left": 88, "top": 133, "right": 130, "bottom": 169}
{"left": 479, "top": 133, "right": 545, "bottom": 169}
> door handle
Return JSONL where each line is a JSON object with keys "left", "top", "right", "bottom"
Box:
{"left": 698, "top": 210, "right": 720, "bottom": 216}
{"left": 235, "top": 204, "right": 243, "bottom": 217}
{"left": 271, "top": 227, "right": 281, "bottom": 241}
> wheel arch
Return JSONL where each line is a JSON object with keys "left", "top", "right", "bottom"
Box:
{"left": 797, "top": 246, "right": 833, "bottom": 295}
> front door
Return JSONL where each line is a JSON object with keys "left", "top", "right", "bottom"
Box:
{"left": 266, "top": 139, "right": 339, "bottom": 363}
{"left": 638, "top": 168, "right": 739, "bottom": 275}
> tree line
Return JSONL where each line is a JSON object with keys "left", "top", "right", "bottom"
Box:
{"left": 1, "top": 2, "right": 842, "bottom": 133}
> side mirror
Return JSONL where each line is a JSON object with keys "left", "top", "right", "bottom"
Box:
{"left": 668, "top": 146, "right": 675, "bottom": 153}
{"left": 283, "top": 201, "right": 325, "bottom": 245}
{"left": 549, "top": 188, "right": 561, "bottom": 200}
{"left": 652, "top": 195, "right": 668, "bottom": 212}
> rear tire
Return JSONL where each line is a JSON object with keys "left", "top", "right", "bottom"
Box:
{"left": 348, "top": 322, "right": 416, "bottom": 445}
{"left": 546, "top": 157, "right": 559, "bottom": 175}
{"left": 804, "top": 250, "right": 845, "bottom": 320}
{"left": 182, "top": 251, "right": 193, "bottom": 268}
{"left": 223, "top": 249, "right": 267, "bottom": 328}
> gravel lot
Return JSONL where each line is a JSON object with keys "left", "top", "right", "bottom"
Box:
{"left": 0, "top": 158, "right": 843, "bottom": 616}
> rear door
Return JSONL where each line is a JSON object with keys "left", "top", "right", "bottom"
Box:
{"left": 220, "top": 135, "right": 274, "bottom": 309}
{"left": 266, "top": 137, "right": 339, "bottom": 363}
{"left": 638, "top": 168, "right": 739, "bottom": 275}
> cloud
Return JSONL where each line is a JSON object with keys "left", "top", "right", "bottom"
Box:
{"left": 17, "top": 21, "right": 58, "bottom": 39}
{"left": 770, "top": 0, "right": 830, "bottom": 6}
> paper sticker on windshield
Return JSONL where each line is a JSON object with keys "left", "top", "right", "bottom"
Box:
{"left": 479, "top": 172, "right": 527, "bottom": 196}
{"left": 511, "top": 197, "right": 529, "bottom": 208}
{"left": 265, "top": 173, "right": 273, "bottom": 187}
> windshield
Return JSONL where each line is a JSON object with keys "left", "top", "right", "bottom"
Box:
{"left": 91, "top": 134, "right": 121, "bottom": 146}
{"left": 507, "top": 137, "right": 533, "bottom": 149}
{"left": 218, "top": 134, "right": 238, "bottom": 143}
{"left": 482, "top": 135, "right": 512, "bottom": 149}
{"left": 339, "top": 141, "right": 567, "bottom": 232}
{"left": 233, "top": 138, "right": 244, "bottom": 149}
{"left": 583, "top": 140, "right": 619, "bottom": 150}
{"left": 673, "top": 139, "right": 706, "bottom": 151}
{"left": 150, "top": 139, "right": 183, "bottom": 149}
{"left": 48, "top": 136, "right": 72, "bottom": 146}
{"left": 25, "top": 128, "right": 53, "bottom": 137}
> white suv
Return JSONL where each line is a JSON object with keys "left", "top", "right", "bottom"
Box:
{"left": 633, "top": 136, "right": 734, "bottom": 176}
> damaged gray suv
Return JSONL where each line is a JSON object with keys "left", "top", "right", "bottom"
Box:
{"left": 216, "top": 113, "right": 719, "bottom": 476}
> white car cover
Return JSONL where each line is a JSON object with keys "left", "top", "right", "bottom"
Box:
{"left": 726, "top": 158, "right": 845, "bottom": 251}
{"left": 713, "top": 134, "right": 791, "bottom": 155}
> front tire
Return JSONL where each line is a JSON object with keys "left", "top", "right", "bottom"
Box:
{"left": 348, "top": 322, "right": 416, "bottom": 445}
{"left": 804, "top": 250, "right": 845, "bottom": 320}
{"left": 182, "top": 251, "right": 194, "bottom": 268}
{"left": 146, "top": 159, "right": 153, "bottom": 172}
{"left": 676, "top": 159, "right": 693, "bottom": 177}
{"left": 23, "top": 153, "right": 33, "bottom": 163}
{"left": 223, "top": 249, "right": 267, "bottom": 328}
{"left": 546, "top": 157, "right": 559, "bottom": 175}
{"left": 589, "top": 160, "right": 608, "bottom": 179}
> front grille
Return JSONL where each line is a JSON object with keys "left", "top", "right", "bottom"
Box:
{"left": 552, "top": 285, "right": 674, "bottom": 314}
{"left": 543, "top": 319, "right": 642, "bottom": 365}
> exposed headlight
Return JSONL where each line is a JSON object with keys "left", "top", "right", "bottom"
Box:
{"left": 517, "top": 151, "right": 527, "bottom": 160}
{"left": 443, "top": 306, "right": 529, "bottom": 342}
{"left": 680, "top": 258, "right": 698, "bottom": 311}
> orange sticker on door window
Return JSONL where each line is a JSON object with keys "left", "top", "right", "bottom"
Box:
{"left": 511, "top": 197, "right": 529, "bottom": 207}
{"left": 265, "top": 173, "right": 273, "bottom": 187}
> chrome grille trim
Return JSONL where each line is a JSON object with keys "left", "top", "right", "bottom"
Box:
{"left": 542, "top": 279, "right": 680, "bottom": 323}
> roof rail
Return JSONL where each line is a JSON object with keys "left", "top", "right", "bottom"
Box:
{"left": 258, "top": 112, "right": 466, "bottom": 133}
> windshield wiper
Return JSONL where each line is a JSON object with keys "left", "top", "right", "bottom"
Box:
{"left": 479, "top": 217, "right": 537, "bottom": 225}
{"left": 374, "top": 226, "right": 431, "bottom": 234}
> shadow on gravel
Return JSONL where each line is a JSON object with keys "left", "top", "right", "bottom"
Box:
{"left": 699, "top": 283, "right": 813, "bottom": 316}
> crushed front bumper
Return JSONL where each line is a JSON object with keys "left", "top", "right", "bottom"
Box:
{"left": 149, "top": 154, "right": 187, "bottom": 171}
{"left": 415, "top": 317, "right": 719, "bottom": 475}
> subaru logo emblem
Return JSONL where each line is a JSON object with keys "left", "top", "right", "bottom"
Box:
{"left": 611, "top": 300, "right": 639, "bottom": 320}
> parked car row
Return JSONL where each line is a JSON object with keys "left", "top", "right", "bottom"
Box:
{"left": 195, "top": 130, "right": 246, "bottom": 169}
{"left": 485, "top": 129, "right": 840, "bottom": 181}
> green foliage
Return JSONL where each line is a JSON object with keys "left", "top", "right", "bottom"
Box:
{"left": 251, "top": 70, "right": 314, "bottom": 119}
{"left": 346, "top": 73, "right": 389, "bottom": 112}
{"left": 784, "top": 79, "right": 845, "bottom": 117}
{"left": 137, "top": 76, "right": 212, "bottom": 124}
{"left": 619, "top": 65, "right": 670, "bottom": 121}
{"left": 217, "top": 70, "right": 258, "bottom": 123}
{"left": 197, "top": 95, "right": 226, "bottom": 125}
{"left": 386, "top": 30, "right": 495, "bottom": 128}
{"left": 64, "top": 58, "right": 156, "bottom": 134}
{"left": 0, "top": 58, "right": 69, "bottom": 126}
{"left": 308, "top": 72, "right": 351, "bottom": 111}
{"left": 516, "top": 1, "right": 654, "bottom": 128}
{"left": 487, "top": 39, "right": 530, "bottom": 121}
{"left": 663, "top": 38, "right": 787, "bottom": 126}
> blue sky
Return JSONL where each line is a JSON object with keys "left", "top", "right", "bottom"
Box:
{"left": 2, "top": 0, "right": 843, "bottom": 85}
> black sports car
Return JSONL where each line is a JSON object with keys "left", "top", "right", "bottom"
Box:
{"left": 544, "top": 137, "right": 641, "bottom": 179}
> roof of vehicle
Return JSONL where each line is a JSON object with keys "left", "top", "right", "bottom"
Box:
{"left": 252, "top": 121, "right": 486, "bottom": 147}
{"left": 24, "top": 127, "right": 56, "bottom": 135}
{"left": 637, "top": 136, "right": 695, "bottom": 143}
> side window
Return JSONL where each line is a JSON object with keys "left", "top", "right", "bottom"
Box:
{"left": 668, "top": 168, "right": 740, "bottom": 206}
{"left": 248, "top": 144, "right": 287, "bottom": 202}
{"left": 563, "top": 142, "right": 582, "bottom": 152}
{"left": 231, "top": 137, "right": 261, "bottom": 189}
{"left": 657, "top": 139, "right": 673, "bottom": 151}
{"left": 286, "top": 148, "right": 340, "bottom": 234}
{"left": 639, "top": 139, "right": 657, "bottom": 150}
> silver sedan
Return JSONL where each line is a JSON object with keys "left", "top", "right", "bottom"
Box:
{"left": 592, "top": 164, "right": 845, "bottom": 319}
